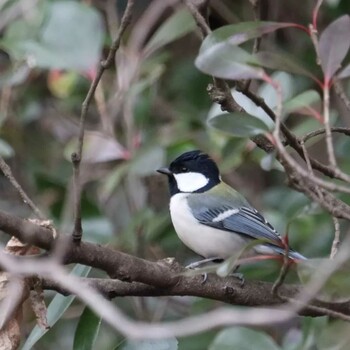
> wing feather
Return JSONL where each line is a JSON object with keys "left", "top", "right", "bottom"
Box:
{"left": 195, "top": 206, "right": 283, "bottom": 247}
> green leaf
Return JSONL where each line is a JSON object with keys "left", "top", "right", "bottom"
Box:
{"left": 255, "top": 51, "right": 317, "bottom": 80}
{"left": 122, "top": 338, "right": 178, "bottom": 350}
{"left": 315, "top": 320, "right": 350, "bottom": 350}
{"left": 319, "top": 15, "right": 350, "bottom": 81}
{"left": 22, "top": 264, "right": 91, "bottom": 350}
{"left": 196, "top": 43, "right": 265, "bottom": 80}
{"left": 73, "top": 307, "right": 101, "bottom": 350}
{"left": 283, "top": 90, "right": 321, "bottom": 116}
{"left": 298, "top": 258, "right": 350, "bottom": 302}
{"left": 209, "top": 327, "right": 280, "bottom": 350}
{"left": 5, "top": 1, "right": 104, "bottom": 70}
{"left": 145, "top": 8, "right": 196, "bottom": 55}
{"left": 207, "top": 112, "right": 270, "bottom": 137}
{"left": 201, "top": 21, "right": 298, "bottom": 53}
{"left": 1, "top": 6, "right": 44, "bottom": 56}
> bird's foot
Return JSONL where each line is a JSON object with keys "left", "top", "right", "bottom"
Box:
{"left": 185, "top": 257, "right": 222, "bottom": 270}
{"left": 186, "top": 257, "right": 223, "bottom": 284}
{"left": 230, "top": 272, "right": 245, "bottom": 287}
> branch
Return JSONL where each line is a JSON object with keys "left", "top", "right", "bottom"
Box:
{"left": 41, "top": 276, "right": 350, "bottom": 318}
{"left": 185, "top": 0, "right": 349, "bottom": 184}
{"left": 0, "top": 156, "right": 44, "bottom": 219}
{"left": 303, "top": 127, "right": 350, "bottom": 142}
{"left": 1, "top": 209, "right": 350, "bottom": 318}
{"left": 71, "top": 0, "right": 134, "bottom": 242}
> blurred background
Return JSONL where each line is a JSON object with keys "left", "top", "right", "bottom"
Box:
{"left": 0, "top": 0, "right": 350, "bottom": 348}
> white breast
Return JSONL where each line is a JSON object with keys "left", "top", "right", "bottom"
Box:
{"left": 169, "top": 193, "right": 248, "bottom": 259}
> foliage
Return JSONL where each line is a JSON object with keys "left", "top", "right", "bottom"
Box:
{"left": 0, "top": 0, "right": 350, "bottom": 348}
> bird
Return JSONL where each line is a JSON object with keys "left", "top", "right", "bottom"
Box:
{"left": 157, "top": 150, "right": 306, "bottom": 271}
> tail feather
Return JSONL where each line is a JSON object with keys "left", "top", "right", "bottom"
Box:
{"left": 288, "top": 249, "right": 307, "bottom": 260}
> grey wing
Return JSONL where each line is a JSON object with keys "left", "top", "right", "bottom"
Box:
{"left": 193, "top": 205, "right": 284, "bottom": 248}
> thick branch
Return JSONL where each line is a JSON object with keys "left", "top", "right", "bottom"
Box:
{"left": 1, "top": 209, "right": 350, "bottom": 318}
{"left": 41, "top": 277, "right": 350, "bottom": 318}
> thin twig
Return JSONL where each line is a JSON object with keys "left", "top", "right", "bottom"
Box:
{"left": 71, "top": 153, "right": 82, "bottom": 242}
{"left": 272, "top": 240, "right": 290, "bottom": 297}
{"left": 330, "top": 217, "right": 340, "bottom": 259}
{"left": 303, "top": 127, "right": 350, "bottom": 143}
{"left": 236, "top": 83, "right": 350, "bottom": 182}
{"left": 300, "top": 140, "right": 313, "bottom": 173}
{"left": 300, "top": 139, "right": 323, "bottom": 200}
{"left": 280, "top": 295, "right": 350, "bottom": 321}
{"left": 244, "top": 0, "right": 262, "bottom": 91}
{"left": 71, "top": 0, "right": 134, "bottom": 242}
{"left": 323, "top": 84, "right": 337, "bottom": 168}
{"left": 0, "top": 156, "right": 44, "bottom": 219}
{"left": 183, "top": 0, "right": 211, "bottom": 38}
{"left": 309, "top": 24, "right": 321, "bottom": 66}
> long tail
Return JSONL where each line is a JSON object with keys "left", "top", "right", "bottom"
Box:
{"left": 288, "top": 250, "right": 307, "bottom": 260}
{"left": 272, "top": 246, "right": 307, "bottom": 260}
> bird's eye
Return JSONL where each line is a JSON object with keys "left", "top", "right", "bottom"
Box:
{"left": 181, "top": 166, "right": 188, "bottom": 172}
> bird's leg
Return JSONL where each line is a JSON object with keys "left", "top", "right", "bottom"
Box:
{"left": 185, "top": 257, "right": 222, "bottom": 269}
{"left": 186, "top": 257, "right": 223, "bottom": 284}
{"left": 229, "top": 264, "right": 244, "bottom": 286}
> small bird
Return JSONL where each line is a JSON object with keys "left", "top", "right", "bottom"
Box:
{"left": 157, "top": 150, "right": 305, "bottom": 269}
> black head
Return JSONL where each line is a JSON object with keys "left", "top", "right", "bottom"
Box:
{"left": 157, "top": 150, "right": 221, "bottom": 195}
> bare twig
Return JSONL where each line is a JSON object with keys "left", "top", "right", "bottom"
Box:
{"left": 71, "top": 0, "right": 134, "bottom": 242}
{"left": 236, "top": 83, "right": 350, "bottom": 182}
{"left": 71, "top": 152, "right": 82, "bottom": 242}
{"left": 183, "top": 0, "right": 211, "bottom": 38}
{"left": 330, "top": 217, "right": 340, "bottom": 259}
{"left": 271, "top": 242, "right": 290, "bottom": 297}
{"left": 309, "top": 24, "right": 321, "bottom": 66}
{"left": 312, "top": 0, "right": 324, "bottom": 30}
{"left": 280, "top": 295, "right": 350, "bottom": 322}
{"left": 300, "top": 140, "right": 313, "bottom": 173}
{"left": 300, "top": 139, "right": 324, "bottom": 200}
{"left": 303, "top": 127, "right": 350, "bottom": 143}
{"left": 0, "top": 156, "right": 44, "bottom": 219}
{"left": 244, "top": 0, "right": 262, "bottom": 91}
{"left": 323, "top": 84, "right": 337, "bottom": 168}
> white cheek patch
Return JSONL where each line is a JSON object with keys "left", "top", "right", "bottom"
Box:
{"left": 173, "top": 172, "right": 209, "bottom": 192}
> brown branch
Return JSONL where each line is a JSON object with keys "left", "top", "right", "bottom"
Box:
{"left": 323, "top": 84, "right": 337, "bottom": 168}
{"left": 71, "top": 0, "right": 134, "bottom": 242}
{"left": 303, "top": 127, "right": 350, "bottom": 143}
{"left": 0, "top": 156, "right": 44, "bottom": 219}
{"left": 40, "top": 276, "right": 350, "bottom": 319}
{"left": 1, "top": 209, "right": 350, "bottom": 319}
{"left": 185, "top": 1, "right": 349, "bottom": 183}
{"left": 330, "top": 217, "right": 340, "bottom": 259}
{"left": 235, "top": 83, "right": 350, "bottom": 182}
